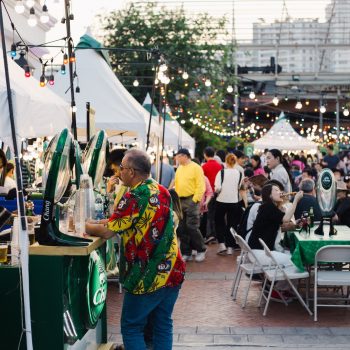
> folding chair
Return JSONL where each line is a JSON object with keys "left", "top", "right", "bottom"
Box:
{"left": 258, "top": 238, "right": 312, "bottom": 317}
{"left": 314, "top": 245, "right": 350, "bottom": 321}
{"left": 230, "top": 227, "right": 263, "bottom": 308}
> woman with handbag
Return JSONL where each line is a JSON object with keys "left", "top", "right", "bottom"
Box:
{"left": 214, "top": 153, "right": 243, "bottom": 255}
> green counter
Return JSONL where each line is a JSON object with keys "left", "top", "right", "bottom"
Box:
{"left": 0, "top": 236, "right": 113, "bottom": 350}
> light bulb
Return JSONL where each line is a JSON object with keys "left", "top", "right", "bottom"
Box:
{"left": 343, "top": 108, "right": 349, "bottom": 117}
{"left": 40, "top": 5, "right": 49, "bottom": 24}
{"left": 39, "top": 75, "right": 45, "bottom": 87}
{"left": 163, "top": 76, "right": 170, "bottom": 85}
{"left": 227, "top": 85, "right": 233, "bottom": 93}
{"left": 26, "top": 0, "right": 34, "bottom": 7}
{"left": 28, "top": 8, "right": 37, "bottom": 27}
{"left": 159, "top": 64, "right": 168, "bottom": 72}
{"left": 15, "top": 0, "right": 25, "bottom": 14}
{"left": 272, "top": 95, "right": 279, "bottom": 106}
{"left": 204, "top": 78, "right": 211, "bottom": 87}
{"left": 295, "top": 101, "right": 302, "bottom": 110}
{"left": 182, "top": 71, "right": 188, "bottom": 80}
{"left": 133, "top": 79, "right": 139, "bottom": 87}
{"left": 320, "top": 105, "right": 326, "bottom": 114}
{"left": 249, "top": 91, "right": 256, "bottom": 100}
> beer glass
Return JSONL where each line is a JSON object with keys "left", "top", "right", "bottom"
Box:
{"left": 0, "top": 243, "right": 8, "bottom": 263}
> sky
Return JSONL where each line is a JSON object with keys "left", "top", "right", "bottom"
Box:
{"left": 45, "top": 0, "right": 332, "bottom": 46}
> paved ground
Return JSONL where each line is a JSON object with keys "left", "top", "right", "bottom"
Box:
{"left": 107, "top": 244, "right": 350, "bottom": 349}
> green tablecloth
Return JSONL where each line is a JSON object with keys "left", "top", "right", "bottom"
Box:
{"left": 290, "top": 225, "right": 350, "bottom": 271}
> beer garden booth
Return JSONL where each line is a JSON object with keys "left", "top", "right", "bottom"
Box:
{"left": 0, "top": 51, "right": 112, "bottom": 349}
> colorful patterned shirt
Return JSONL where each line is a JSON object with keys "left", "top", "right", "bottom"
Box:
{"left": 107, "top": 178, "right": 186, "bottom": 294}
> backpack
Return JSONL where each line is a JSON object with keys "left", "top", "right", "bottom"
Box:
{"left": 236, "top": 201, "right": 262, "bottom": 239}
{"left": 213, "top": 169, "right": 225, "bottom": 199}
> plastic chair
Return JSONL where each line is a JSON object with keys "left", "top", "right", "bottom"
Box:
{"left": 230, "top": 227, "right": 263, "bottom": 308}
{"left": 258, "top": 238, "right": 312, "bottom": 317}
{"left": 314, "top": 245, "right": 350, "bottom": 321}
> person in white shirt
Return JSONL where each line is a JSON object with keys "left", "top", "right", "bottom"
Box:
{"left": 4, "top": 163, "right": 17, "bottom": 193}
{"left": 214, "top": 153, "right": 243, "bottom": 255}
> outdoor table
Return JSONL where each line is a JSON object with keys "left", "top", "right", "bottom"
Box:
{"left": 290, "top": 225, "right": 350, "bottom": 272}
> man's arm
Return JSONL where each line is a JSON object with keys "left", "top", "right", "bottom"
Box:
{"left": 85, "top": 220, "right": 115, "bottom": 239}
{"left": 192, "top": 166, "right": 205, "bottom": 203}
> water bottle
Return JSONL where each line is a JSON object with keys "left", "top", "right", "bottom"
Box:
{"left": 309, "top": 207, "right": 314, "bottom": 227}
{"left": 95, "top": 194, "right": 105, "bottom": 220}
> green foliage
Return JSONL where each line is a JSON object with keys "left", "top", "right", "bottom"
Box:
{"left": 100, "top": 1, "right": 237, "bottom": 156}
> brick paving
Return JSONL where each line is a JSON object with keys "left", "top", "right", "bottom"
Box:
{"left": 107, "top": 244, "right": 350, "bottom": 348}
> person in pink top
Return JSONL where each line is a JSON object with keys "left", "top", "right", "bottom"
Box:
{"left": 290, "top": 154, "right": 305, "bottom": 172}
{"left": 250, "top": 155, "right": 266, "bottom": 176}
{"left": 200, "top": 176, "right": 214, "bottom": 215}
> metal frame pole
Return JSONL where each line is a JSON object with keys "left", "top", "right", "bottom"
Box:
{"left": 0, "top": 1, "right": 32, "bottom": 349}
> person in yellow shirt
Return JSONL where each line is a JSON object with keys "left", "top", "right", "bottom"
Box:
{"left": 174, "top": 148, "right": 206, "bottom": 262}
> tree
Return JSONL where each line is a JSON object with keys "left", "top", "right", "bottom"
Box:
{"left": 99, "top": 2, "right": 235, "bottom": 156}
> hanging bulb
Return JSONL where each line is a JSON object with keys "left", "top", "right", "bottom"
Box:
{"left": 159, "top": 64, "right": 168, "bottom": 72}
{"left": 133, "top": 79, "right": 139, "bottom": 87}
{"left": 40, "top": 4, "right": 50, "bottom": 24}
{"left": 182, "top": 71, "right": 189, "bottom": 80}
{"left": 295, "top": 101, "right": 302, "bottom": 110}
{"left": 15, "top": 0, "right": 25, "bottom": 14}
{"left": 60, "top": 64, "right": 66, "bottom": 75}
{"left": 10, "top": 43, "right": 17, "bottom": 57}
{"left": 25, "top": 0, "right": 34, "bottom": 7}
{"left": 305, "top": 100, "right": 310, "bottom": 106}
{"left": 28, "top": 7, "right": 37, "bottom": 27}
{"left": 75, "top": 86, "right": 80, "bottom": 93}
{"left": 48, "top": 74, "right": 54, "bottom": 86}
{"left": 320, "top": 105, "right": 326, "bottom": 114}
{"left": 343, "top": 108, "right": 349, "bottom": 117}
{"left": 227, "top": 85, "right": 233, "bottom": 93}
{"left": 272, "top": 95, "right": 279, "bottom": 106}
{"left": 204, "top": 78, "right": 211, "bottom": 87}
{"left": 284, "top": 95, "right": 289, "bottom": 101}
{"left": 62, "top": 54, "right": 68, "bottom": 65}
{"left": 69, "top": 51, "right": 76, "bottom": 63}
{"left": 39, "top": 75, "right": 45, "bottom": 87}
{"left": 24, "top": 65, "right": 31, "bottom": 77}
{"left": 249, "top": 91, "right": 256, "bottom": 100}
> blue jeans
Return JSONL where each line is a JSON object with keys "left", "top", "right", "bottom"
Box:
{"left": 121, "top": 286, "right": 180, "bottom": 350}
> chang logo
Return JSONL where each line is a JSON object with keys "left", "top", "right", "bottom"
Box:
{"left": 321, "top": 171, "right": 332, "bottom": 190}
{"left": 86, "top": 250, "right": 107, "bottom": 328}
{"left": 43, "top": 200, "right": 51, "bottom": 221}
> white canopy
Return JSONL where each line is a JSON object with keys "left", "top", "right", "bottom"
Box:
{"left": 0, "top": 50, "right": 70, "bottom": 145}
{"left": 53, "top": 34, "right": 159, "bottom": 147}
{"left": 142, "top": 93, "right": 196, "bottom": 155}
{"left": 252, "top": 112, "right": 318, "bottom": 153}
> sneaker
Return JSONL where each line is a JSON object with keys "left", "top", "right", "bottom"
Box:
{"left": 217, "top": 243, "right": 227, "bottom": 255}
{"left": 226, "top": 247, "right": 234, "bottom": 255}
{"left": 191, "top": 250, "right": 198, "bottom": 256}
{"left": 195, "top": 250, "right": 206, "bottom": 262}
{"left": 205, "top": 236, "right": 217, "bottom": 244}
{"left": 182, "top": 255, "right": 193, "bottom": 262}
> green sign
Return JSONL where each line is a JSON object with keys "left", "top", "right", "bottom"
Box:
{"left": 86, "top": 250, "right": 107, "bottom": 328}
{"left": 245, "top": 144, "right": 254, "bottom": 157}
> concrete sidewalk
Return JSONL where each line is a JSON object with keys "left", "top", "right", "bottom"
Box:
{"left": 109, "top": 326, "right": 350, "bottom": 349}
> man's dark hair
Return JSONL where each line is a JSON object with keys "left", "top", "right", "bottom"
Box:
{"left": 216, "top": 150, "right": 226, "bottom": 163}
{"left": 327, "top": 144, "right": 334, "bottom": 151}
{"left": 233, "top": 150, "right": 245, "bottom": 159}
{"left": 302, "top": 167, "right": 313, "bottom": 177}
{"left": 109, "top": 148, "right": 127, "bottom": 166}
{"left": 204, "top": 147, "right": 215, "bottom": 158}
{"left": 125, "top": 149, "right": 151, "bottom": 176}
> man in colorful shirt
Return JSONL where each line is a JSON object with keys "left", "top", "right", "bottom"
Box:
{"left": 86, "top": 149, "right": 185, "bottom": 350}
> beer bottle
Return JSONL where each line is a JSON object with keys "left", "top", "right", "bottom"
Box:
{"left": 309, "top": 207, "right": 314, "bottom": 227}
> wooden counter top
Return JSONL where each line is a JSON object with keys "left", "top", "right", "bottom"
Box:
{"left": 29, "top": 235, "right": 105, "bottom": 256}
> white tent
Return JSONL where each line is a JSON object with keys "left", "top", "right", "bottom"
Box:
{"left": 252, "top": 112, "right": 318, "bottom": 153}
{"left": 0, "top": 50, "right": 70, "bottom": 145}
{"left": 53, "top": 34, "right": 160, "bottom": 147}
{"left": 142, "top": 94, "right": 196, "bottom": 155}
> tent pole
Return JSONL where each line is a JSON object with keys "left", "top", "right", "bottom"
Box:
{"left": 0, "top": 1, "right": 33, "bottom": 349}
{"left": 159, "top": 91, "right": 167, "bottom": 184}
{"left": 146, "top": 64, "right": 158, "bottom": 151}
{"left": 86, "top": 102, "right": 90, "bottom": 142}
{"left": 64, "top": 0, "right": 77, "bottom": 140}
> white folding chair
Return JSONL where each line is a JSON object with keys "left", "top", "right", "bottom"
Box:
{"left": 258, "top": 238, "right": 312, "bottom": 317}
{"left": 230, "top": 227, "right": 263, "bottom": 308}
{"left": 314, "top": 245, "right": 350, "bottom": 321}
